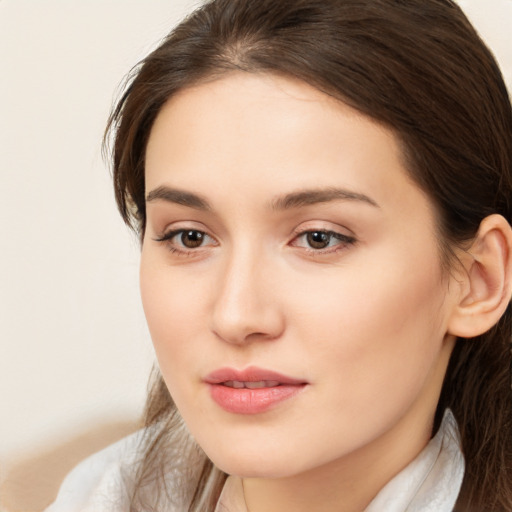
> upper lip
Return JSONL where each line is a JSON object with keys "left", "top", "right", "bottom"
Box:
{"left": 204, "top": 366, "right": 307, "bottom": 385}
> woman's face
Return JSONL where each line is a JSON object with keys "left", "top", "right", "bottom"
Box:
{"left": 141, "top": 72, "right": 460, "bottom": 478}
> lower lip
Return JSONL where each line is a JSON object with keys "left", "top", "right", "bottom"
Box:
{"left": 208, "top": 384, "right": 306, "bottom": 414}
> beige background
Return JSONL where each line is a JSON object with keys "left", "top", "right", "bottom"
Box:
{"left": 0, "top": 0, "right": 511, "bottom": 510}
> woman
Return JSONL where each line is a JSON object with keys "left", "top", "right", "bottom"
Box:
{"left": 46, "top": 0, "right": 512, "bottom": 511}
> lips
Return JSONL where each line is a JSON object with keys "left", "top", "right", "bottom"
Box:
{"left": 204, "top": 366, "right": 307, "bottom": 414}
{"left": 223, "top": 380, "right": 280, "bottom": 389}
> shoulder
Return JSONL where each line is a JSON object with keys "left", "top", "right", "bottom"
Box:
{"left": 44, "top": 429, "right": 144, "bottom": 512}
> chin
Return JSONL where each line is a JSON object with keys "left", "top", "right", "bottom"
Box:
{"left": 213, "top": 458, "right": 298, "bottom": 479}
{"left": 202, "top": 443, "right": 305, "bottom": 479}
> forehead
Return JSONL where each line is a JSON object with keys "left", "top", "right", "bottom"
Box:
{"left": 145, "top": 72, "right": 431, "bottom": 219}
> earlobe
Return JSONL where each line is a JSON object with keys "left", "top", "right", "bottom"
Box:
{"left": 448, "top": 214, "right": 512, "bottom": 338}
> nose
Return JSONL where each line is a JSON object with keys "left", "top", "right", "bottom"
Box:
{"left": 209, "top": 248, "right": 285, "bottom": 345}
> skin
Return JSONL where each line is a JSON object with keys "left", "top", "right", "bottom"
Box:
{"left": 140, "top": 72, "right": 464, "bottom": 512}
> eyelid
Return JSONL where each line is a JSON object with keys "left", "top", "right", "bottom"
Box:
{"left": 291, "top": 230, "right": 355, "bottom": 247}
{"left": 155, "top": 229, "right": 216, "bottom": 243}
{"left": 153, "top": 226, "right": 218, "bottom": 256}
{"left": 290, "top": 221, "right": 355, "bottom": 239}
{"left": 152, "top": 219, "right": 213, "bottom": 241}
{"left": 289, "top": 223, "right": 357, "bottom": 254}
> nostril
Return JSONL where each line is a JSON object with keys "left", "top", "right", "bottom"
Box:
{"left": 211, "top": 325, "right": 284, "bottom": 346}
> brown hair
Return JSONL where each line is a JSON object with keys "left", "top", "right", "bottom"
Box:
{"left": 105, "top": 0, "right": 512, "bottom": 510}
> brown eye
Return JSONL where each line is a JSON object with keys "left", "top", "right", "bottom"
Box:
{"left": 180, "top": 230, "right": 205, "bottom": 248}
{"left": 291, "top": 229, "right": 356, "bottom": 254}
{"left": 306, "top": 231, "right": 331, "bottom": 249}
{"left": 155, "top": 228, "right": 217, "bottom": 254}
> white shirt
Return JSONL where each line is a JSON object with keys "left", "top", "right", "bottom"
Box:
{"left": 45, "top": 410, "right": 464, "bottom": 512}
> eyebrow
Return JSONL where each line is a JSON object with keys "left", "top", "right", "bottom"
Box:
{"left": 270, "top": 187, "right": 380, "bottom": 210}
{"left": 146, "top": 186, "right": 212, "bottom": 211}
{"left": 145, "top": 185, "right": 379, "bottom": 211}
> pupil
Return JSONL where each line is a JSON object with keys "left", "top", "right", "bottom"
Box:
{"left": 181, "top": 230, "right": 204, "bottom": 248}
{"left": 307, "top": 231, "right": 330, "bottom": 249}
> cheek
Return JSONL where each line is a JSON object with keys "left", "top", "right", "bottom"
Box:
{"left": 287, "top": 250, "right": 448, "bottom": 412}
{"left": 139, "top": 257, "right": 205, "bottom": 381}
{"left": 288, "top": 249, "right": 445, "bottom": 340}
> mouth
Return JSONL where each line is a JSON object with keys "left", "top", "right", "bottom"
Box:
{"left": 204, "top": 366, "right": 308, "bottom": 414}
{"left": 205, "top": 366, "right": 306, "bottom": 386}
{"left": 222, "top": 380, "right": 281, "bottom": 389}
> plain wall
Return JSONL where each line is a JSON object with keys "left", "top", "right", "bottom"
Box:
{"left": 0, "top": 0, "right": 511, "bottom": 509}
{"left": 0, "top": 1, "right": 200, "bottom": 509}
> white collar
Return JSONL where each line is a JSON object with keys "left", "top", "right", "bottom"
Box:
{"left": 215, "top": 410, "right": 464, "bottom": 512}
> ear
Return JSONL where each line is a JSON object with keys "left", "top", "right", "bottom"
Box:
{"left": 448, "top": 214, "right": 512, "bottom": 338}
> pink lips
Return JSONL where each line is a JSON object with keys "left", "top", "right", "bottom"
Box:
{"left": 204, "top": 366, "right": 307, "bottom": 414}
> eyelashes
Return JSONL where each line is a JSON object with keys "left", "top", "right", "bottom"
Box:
{"left": 154, "top": 229, "right": 218, "bottom": 255}
{"left": 154, "top": 227, "right": 356, "bottom": 257}
{"left": 290, "top": 230, "right": 356, "bottom": 253}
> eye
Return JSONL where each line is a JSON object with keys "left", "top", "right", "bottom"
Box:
{"left": 305, "top": 231, "right": 333, "bottom": 249}
{"left": 154, "top": 228, "right": 217, "bottom": 253}
{"left": 292, "top": 229, "right": 356, "bottom": 252}
{"left": 176, "top": 230, "right": 207, "bottom": 248}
